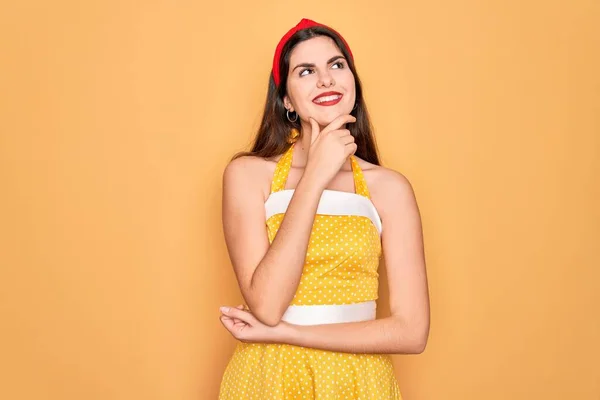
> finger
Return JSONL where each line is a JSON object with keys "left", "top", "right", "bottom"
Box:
{"left": 220, "top": 315, "right": 247, "bottom": 337}
{"left": 334, "top": 129, "right": 352, "bottom": 138}
{"left": 221, "top": 306, "right": 258, "bottom": 325}
{"left": 309, "top": 117, "right": 321, "bottom": 145}
{"left": 220, "top": 315, "right": 235, "bottom": 331}
{"left": 345, "top": 143, "right": 358, "bottom": 157}
{"left": 222, "top": 312, "right": 248, "bottom": 328}
{"left": 322, "top": 114, "right": 357, "bottom": 135}
{"left": 341, "top": 135, "right": 355, "bottom": 145}
{"left": 233, "top": 304, "right": 245, "bottom": 320}
{"left": 233, "top": 321, "right": 248, "bottom": 330}
{"left": 233, "top": 305, "right": 245, "bottom": 324}
{"left": 220, "top": 305, "right": 241, "bottom": 313}
{"left": 222, "top": 314, "right": 241, "bottom": 327}
{"left": 219, "top": 305, "right": 244, "bottom": 323}
{"left": 225, "top": 307, "right": 256, "bottom": 325}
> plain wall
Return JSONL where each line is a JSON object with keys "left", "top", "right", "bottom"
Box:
{"left": 1, "top": 0, "right": 598, "bottom": 399}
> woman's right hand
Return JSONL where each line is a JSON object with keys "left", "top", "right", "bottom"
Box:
{"left": 305, "top": 114, "right": 357, "bottom": 189}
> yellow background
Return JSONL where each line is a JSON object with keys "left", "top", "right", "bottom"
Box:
{"left": 1, "top": 1, "right": 598, "bottom": 399}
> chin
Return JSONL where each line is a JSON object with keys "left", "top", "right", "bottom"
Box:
{"left": 316, "top": 108, "right": 353, "bottom": 125}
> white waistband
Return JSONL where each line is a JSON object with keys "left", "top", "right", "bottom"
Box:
{"left": 281, "top": 300, "right": 376, "bottom": 326}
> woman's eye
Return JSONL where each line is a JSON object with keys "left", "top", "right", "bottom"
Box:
{"left": 299, "top": 61, "right": 344, "bottom": 76}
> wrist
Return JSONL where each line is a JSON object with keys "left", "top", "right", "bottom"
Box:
{"left": 275, "top": 321, "right": 299, "bottom": 345}
{"left": 297, "top": 169, "right": 327, "bottom": 194}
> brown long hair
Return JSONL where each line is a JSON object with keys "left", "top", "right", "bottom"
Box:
{"left": 232, "top": 25, "right": 381, "bottom": 165}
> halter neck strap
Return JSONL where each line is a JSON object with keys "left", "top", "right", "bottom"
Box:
{"left": 270, "top": 143, "right": 371, "bottom": 198}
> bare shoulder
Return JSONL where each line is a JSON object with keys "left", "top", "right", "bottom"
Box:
{"left": 222, "top": 154, "right": 278, "bottom": 201}
{"left": 354, "top": 157, "right": 417, "bottom": 217}
{"left": 223, "top": 155, "right": 266, "bottom": 179}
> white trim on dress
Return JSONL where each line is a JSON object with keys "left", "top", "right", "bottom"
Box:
{"left": 281, "top": 300, "right": 377, "bottom": 326}
{"left": 265, "top": 189, "right": 383, "bottom": 234}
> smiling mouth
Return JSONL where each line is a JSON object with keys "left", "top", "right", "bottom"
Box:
{"left": 313, "top": 94, "right": 343, "bottom": 106}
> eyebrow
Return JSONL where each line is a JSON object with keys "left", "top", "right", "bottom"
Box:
{"left": 292, "top": 55, "right": 346, "bottom": 72}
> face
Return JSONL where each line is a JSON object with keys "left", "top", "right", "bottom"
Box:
{"left": 283, "top": 36, "right": 356, "bottom": 129}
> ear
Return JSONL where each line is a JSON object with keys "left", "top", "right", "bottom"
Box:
{"left": 283, "top": 95, "right": 294, "bottom": 112}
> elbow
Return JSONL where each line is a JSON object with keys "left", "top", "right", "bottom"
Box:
{"left": 244, "top": 286, "right": 287, "bottom": 327}
{"left": 411, "top": 336, "right": 428, "bottom": 354}
{"left": 409, "top": 325, "right": 430, "bottom": 354}
{"left": 257, "top": 314, "right": 283, "bottom": 327}
{"left": 393, "top": 318, "right": 429, "bottom": 354}
{"left": 251, "top": 304, "right": 285, "bottom": 327}
{"left": 399, "top": 335, "right": 427, "bottom": 355}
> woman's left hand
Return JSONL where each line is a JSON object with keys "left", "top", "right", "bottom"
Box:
{"left": 219, "top": 305, "right": 288, "bottom": 344}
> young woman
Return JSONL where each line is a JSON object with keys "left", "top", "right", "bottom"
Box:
{"left": 218, "top": 18, "right": 430, "bottom": 400}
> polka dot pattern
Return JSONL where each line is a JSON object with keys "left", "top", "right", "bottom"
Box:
{"left": 219, "top": 142, "right": 401, "bottom": 399}
{"left": 219, "top": 344, "right": 402, "bottom": 399}
{"left": 350, "top": 155, "right": 371, "bottom": 198}
{"left": 266, "top": 213, "right": 381, "bottom": 305}
{"left": 270, "top": 143, "right": 294, "bottom": 194}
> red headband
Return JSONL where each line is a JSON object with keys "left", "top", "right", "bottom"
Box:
{"left": 272, "top": 18, "right": 354, "bottom": 87}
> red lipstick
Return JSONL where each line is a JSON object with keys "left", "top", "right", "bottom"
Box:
{"left": 312, "top": 91, "right": 343, "bottom": 106}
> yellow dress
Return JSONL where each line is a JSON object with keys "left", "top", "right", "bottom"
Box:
{"left": 219, "top": 143, "right": 402, "bottom": 400}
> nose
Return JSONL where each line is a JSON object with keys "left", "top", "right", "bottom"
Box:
{"left": 317, "top": 71, "right": 335, "bottom": 88}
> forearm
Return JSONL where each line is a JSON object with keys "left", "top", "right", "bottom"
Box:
{"left": 249, "top": 175, "right": 325, "bottom": 325}
{"left": 279, "top": 316, "right": 428, "bottom": 355}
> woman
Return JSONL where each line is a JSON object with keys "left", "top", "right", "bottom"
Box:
{"left": 218, "top": 18, "right": 430, "bottom": 399}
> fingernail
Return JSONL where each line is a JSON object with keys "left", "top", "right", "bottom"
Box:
{"left": 220, "top": 306, "right": 229, "bottom": 313}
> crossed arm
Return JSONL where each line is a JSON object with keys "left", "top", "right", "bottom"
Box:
{"left": 221, "top": 160, "right": 430, "bottom": 354}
